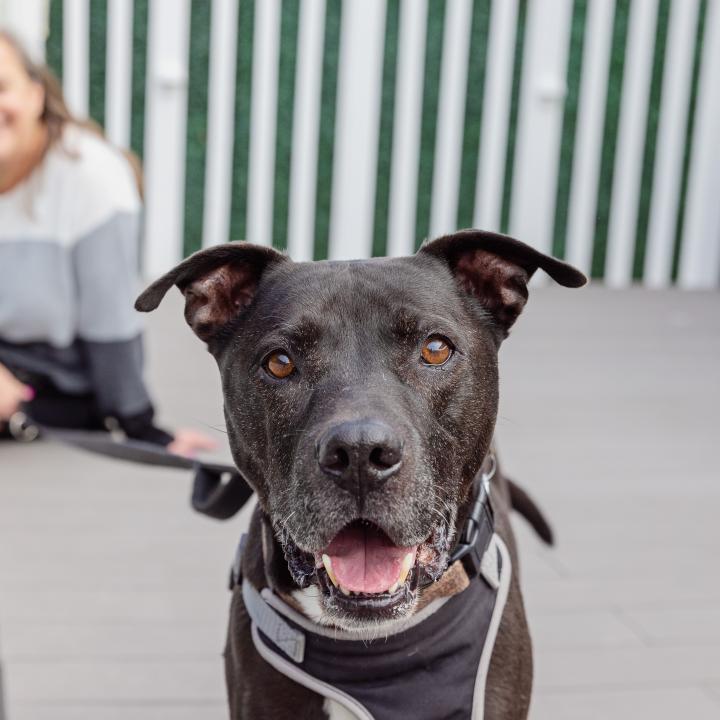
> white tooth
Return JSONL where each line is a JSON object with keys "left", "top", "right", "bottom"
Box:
{"left": 398, "top": 552, "right": 414, "bottom": 586}
{"left": 321, "top": 554, "right": 338, "bottom": 588}
{"left": 385, "top": 552, "right": 415, "bottom": 593}
{"left": 340, "top": 584, "right": 351, "bottom": 596}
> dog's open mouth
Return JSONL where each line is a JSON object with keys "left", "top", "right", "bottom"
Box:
{"left": 281, "top": 517, "right": 453, "bottom": 621}
{"left": 315, "top": 520, "right": 420, "bottom": 610}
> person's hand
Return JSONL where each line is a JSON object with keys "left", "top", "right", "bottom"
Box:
{"left": 167, "top": 428, "right": 219, "bottom": 458}
{"left": 0, "top": 364, "right": 34, "bottom": 421}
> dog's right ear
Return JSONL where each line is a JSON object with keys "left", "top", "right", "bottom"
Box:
{"left": 135, "top": 242, "right": 288, "bottom": 342}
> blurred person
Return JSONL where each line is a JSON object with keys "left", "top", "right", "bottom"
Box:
{"left": 0, "top": 31, "right": 214, "bottom": 456}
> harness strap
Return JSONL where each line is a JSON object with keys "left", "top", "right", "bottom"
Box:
{"left": 242, "top": 580, "right": 306, "bottom": 663}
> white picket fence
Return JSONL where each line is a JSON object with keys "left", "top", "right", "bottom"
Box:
{"left": 5, "top": 0, "right": 720, "bottom": 287}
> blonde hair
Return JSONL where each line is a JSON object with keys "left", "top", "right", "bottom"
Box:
{"left": 0, "top": 30, "right": 143, "bottom": 195}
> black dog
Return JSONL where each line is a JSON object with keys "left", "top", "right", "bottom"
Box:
{"left": 137, "top": 229, "right": 585, "bottom": 719}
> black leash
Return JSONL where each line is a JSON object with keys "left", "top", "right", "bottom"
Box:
{"left": 6, "top": 411, "right": 254, "bottom": 519}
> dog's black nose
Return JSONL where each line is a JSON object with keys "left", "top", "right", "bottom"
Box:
{"left": 317, "top": 420, "right": 403, "bottom": 497}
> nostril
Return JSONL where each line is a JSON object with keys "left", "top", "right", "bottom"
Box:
{"left": 320, "top": 444, "right": 350, "bottom": 475}
{"left": 369, "top": 445, "right": 401, "bottom": 470}
{"left": 328, "top": 447, "right": 350, "bottom": 474}
{"left": 368, "top": 446, "right": 402, "bottom": 471}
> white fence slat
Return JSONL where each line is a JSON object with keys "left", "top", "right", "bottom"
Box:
{"left": 644, "top": 0, "right": 700, "bottom": 287}
{"left": 679, "top": 0, "right": 720, "bottom": 288}
{"left": 429, "top": 0, "right": 473, "bottom": 238}
{"left": 47, "top": 0, "right": 717, "bottom": 288}
{"left": 387, "top": 0, "right": 428, "bottom": 257}
{"left": 604, "top": 0, "right": 658, "bottom": 287}
{"left": 287, "top": 0, "right": 326, "bottom": 262}
{"left": 246, "top": 0, "right": 281, "bottom": 247}
{"left": 202, "top": 0, "right": 240, "bottom": 248}
{"left": 105, "top": 0, "right": 134, "bottom": 149}
{"left": 62, "top": 0, "right": 89, "bottom": 117}
{"left": 2, "top": 0, "right": 48, "bottom": 62}
{"left": 473, "top": 0, "right": 518, "bottom": 232}
{"left": 565, "top": 0, "right": 615, "bottom": 274}
{"left": 142, "top": 0, "right": 191, "bottom": 277}
{"left": 509, "top": 0, "right": 574, "bottom": 262}
{"left": 329, "top": 0, "right": 387, "bottom": 260}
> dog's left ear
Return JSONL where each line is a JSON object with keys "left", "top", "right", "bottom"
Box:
{"left": 419, "top": 229, "right": 586, "bottom": 335}
{"left": 135, "top": 241, "right": 289, "bottom": 342}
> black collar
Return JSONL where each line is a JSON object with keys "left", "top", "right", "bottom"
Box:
{"left": 446, "top": 453, "right": 496, "bottom": 584}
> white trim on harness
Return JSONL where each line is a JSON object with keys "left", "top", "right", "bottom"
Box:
{"left": 472, "top": 534, "right": 512, "bottom": 719}
{"left": 243, "top": 580, "right": 306, "bottom": 662}
{"left": 249, "top": 624, "right": 375, "bottom": 720}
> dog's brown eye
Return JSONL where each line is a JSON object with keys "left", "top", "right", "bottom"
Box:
{"left": 421, "top": 336, "right": 453, "bottom": 366}
{"left": 265, "top": 351, "right": 295, "bottom": 379}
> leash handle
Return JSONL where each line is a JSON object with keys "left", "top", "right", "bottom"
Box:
{"left": 191, "top": 465, "right": 254, "bottom": 520}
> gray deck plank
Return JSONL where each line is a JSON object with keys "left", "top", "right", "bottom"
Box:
{"left": 8, "top": 707, "right": 227, "bottom": 720}
{"left": 531, "top": 687, "right": 720, "bottom": 720}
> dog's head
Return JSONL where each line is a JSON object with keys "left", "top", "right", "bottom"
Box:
{"left": 137, "top": 230, "right": 584, "bottom": 630}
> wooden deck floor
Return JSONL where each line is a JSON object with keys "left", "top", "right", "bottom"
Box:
{"left": 1, "top": 287, "right": 719, "bottom": 719}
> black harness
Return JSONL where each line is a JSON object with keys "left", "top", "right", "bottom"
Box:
{"left": 233, "top": 459, "right": 510, "bottom": 720}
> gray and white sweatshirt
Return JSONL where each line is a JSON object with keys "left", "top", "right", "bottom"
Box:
{"left": 0, "top": 125, "right": 169, "bottom": 443}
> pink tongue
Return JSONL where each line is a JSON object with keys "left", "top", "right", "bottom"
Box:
{"left": 325, "top": 524, "right": 417, "bottom": 593}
